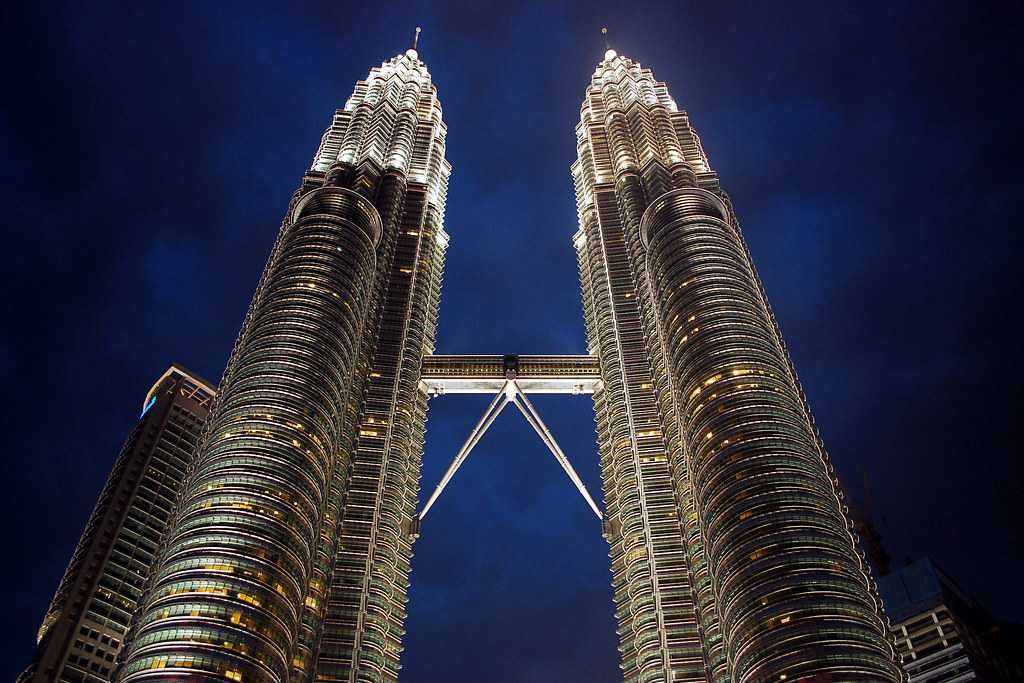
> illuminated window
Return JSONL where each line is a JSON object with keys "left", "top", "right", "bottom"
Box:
{"left": 236, "top": 592, "right": 261, "bottom": 607}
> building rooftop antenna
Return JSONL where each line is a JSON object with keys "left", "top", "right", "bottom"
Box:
{"left": 406, "top": 26, "right": 422, "bottom": 59}
{"left": 602, "top": 27, "right": 616, "bottom": 61}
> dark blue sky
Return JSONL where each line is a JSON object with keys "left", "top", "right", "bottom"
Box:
{"left": 3, "top": 2, "right": 1022, "bottom": 680}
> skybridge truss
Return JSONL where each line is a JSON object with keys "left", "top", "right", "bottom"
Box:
{"left": 413, "top": 354, "right": 604, "bottom": 532}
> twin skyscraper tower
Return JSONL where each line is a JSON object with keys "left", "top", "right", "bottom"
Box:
{"left": 32, "top": 39, "right": 904, "bottom": 683}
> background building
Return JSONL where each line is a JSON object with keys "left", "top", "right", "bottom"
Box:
{"left": 879, "top": 558, "right": 1024, "bottom": 682}
{"left": 20, "top": 365, "right": 214, "bottom": 683}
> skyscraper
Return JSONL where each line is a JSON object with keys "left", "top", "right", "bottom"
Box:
{"left": 30, "top": 37, "right": 907, "bottom": 683}
{"left": 571, "top": 49, "right": 903, "bottom": 682}
{"left": 116, "top": 39, "right": 450, "bottom": 683}
{"left": 22, "top": 365, "right": 214, "bottom": 683}
{"left": 879, "top": 558, "right": 1023, "bottom": 682}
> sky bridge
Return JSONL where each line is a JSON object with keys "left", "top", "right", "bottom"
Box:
{"left": 414, "top": 353, "right": 607, "bottom": 532}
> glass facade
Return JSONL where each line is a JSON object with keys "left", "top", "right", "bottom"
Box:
{"left": 572, "top": 51, "right": 903, "bottom": 682}
{"left": 116, "top": 47, "right": 450, "bottom": 683}
{"left": 26, "top": 41, "right": 920, "bottom": 683}
{"left": 21, "top": 365, "right": 214, "bottom": 683}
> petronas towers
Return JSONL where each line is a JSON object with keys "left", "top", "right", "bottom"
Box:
{"left": 573, "top": 49, "right": 901, "bottom": 682}
{"left": 28, "top": 37, "right": 904, "bottom": 683}
{"left": 119, "top": 45, "right": 450, "bottom": 682}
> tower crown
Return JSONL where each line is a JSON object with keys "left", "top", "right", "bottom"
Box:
{"left": 572, "top": 53, "right": 710, "bottom": 199}
{"left": 310, "top": 43, "right": 451, "bottom": 209}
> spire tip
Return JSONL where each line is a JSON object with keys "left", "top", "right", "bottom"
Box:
{"left": 405, "top": 26, "right": 421, "bottom": 59}
{"left": 601, "top": 27, "right": 616, "bottom": 61}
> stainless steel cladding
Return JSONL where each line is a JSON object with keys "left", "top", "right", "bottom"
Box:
{"left": 573, "top": 51, "right": 903, "bottom": 683}
{"left": 117, "top": 46, "right": 450, "bottom": 683}
{"left": 103, "top": 41, "right": 900, "bottom": 683}
{"left": 119, "top": 188, "right": 381, "bottom": 682}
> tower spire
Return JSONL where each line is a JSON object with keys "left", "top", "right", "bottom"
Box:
{"left": 601, "top": 27, "right": 616, "bottom": 61}
{"left": 405, "top": 26, "right": 422, "bottom": 59}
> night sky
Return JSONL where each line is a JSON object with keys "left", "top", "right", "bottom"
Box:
{"left": 3, "top": 2, "right": 1022, "bottom": 680}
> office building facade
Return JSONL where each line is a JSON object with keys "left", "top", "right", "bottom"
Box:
{"left": 571, "top": 49, "right": 903, "bottom": 682}
{"left": 116, "top": 44, "right": 450, "bottom": 683}
{"left": 26, "top": 41, "right": 910, "bottom": 683}
{"left": 22, "top": 365, "right": 215, "bottom": 683}
{"left": 880, "top": 558, "right": 1022, "bottom": 682}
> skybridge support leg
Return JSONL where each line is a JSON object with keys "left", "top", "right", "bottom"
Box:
{"left": 413, "top": 377, "right": 605, "bottom": 536}
{"left": 510, "top": 385, "right": 603, "bottom": 521}
{"left": 418, "top": 385, "right": 510, "bottom": 523}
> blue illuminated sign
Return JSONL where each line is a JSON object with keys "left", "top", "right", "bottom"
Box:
{"left": 140, "top": 394, "right": 157, "bottom": 418}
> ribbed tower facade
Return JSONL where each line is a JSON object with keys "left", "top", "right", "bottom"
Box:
{"left": 116, "top": 45, "right": 449, "bottom": 683}
{"left": 572, "top": 50, "right": 903, "bottom": 682}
